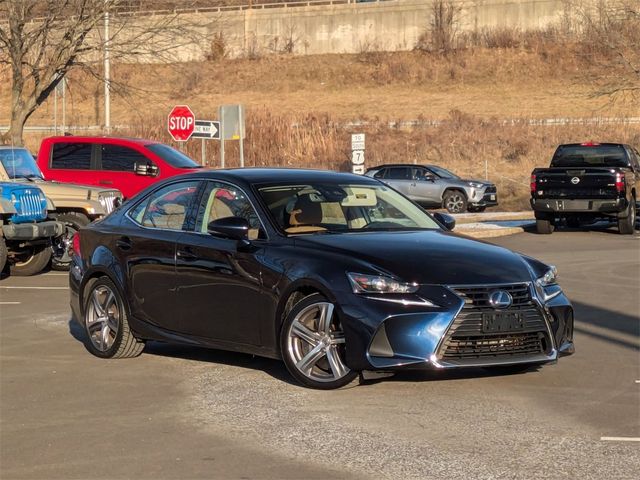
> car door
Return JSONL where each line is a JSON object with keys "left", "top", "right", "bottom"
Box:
{"left": 120, "top": 179, "right": 202, "bottom": 331}
{"left": 98, "top": 143, "right": 159, "bottom": 198}
{"left": 408, "top": 167, "right": 441, "bottom": 205}
{"left": 380, "top": 167, "right": 413, "bottom": 196}
{"left": 174, "top": 180, "right": 272, "bottom": 346}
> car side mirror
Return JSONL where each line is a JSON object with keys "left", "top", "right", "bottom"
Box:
{"left": 134, "top": 162, "right": 158, "bottom": 177}
{"left": 433, "top": 212, "right": 456, "bottom": 231}
{"left": 207, "top": 216, "right": 250, "bottom": 241}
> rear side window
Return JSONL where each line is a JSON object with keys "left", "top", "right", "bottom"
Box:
{"left": 101, "top": 144, "right": 149, "bottom": 171}
{"left": 551, "top": 145, "right": 630, "bottom": 168}
{"left": 51, "top": 143, "right": 92, "bottom": 169}
{"left": 385, "top": 167, "right": 410, "bottom": 180}
{"left": 129, "top": 180, "right": 200, "bottom": 231}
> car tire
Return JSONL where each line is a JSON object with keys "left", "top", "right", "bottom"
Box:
{"left": 536, "top": 219, "right": 554, "bottom": 234}
{"left": 11, "top": 244, "right": 52, "bottom": 276}
{"left": 280, "top": 293, "right": 357, "bottom": 390}
{"left": 443, "top": 190, "right": 468, "bottom": 213}
{"left": 0, "top": 237, "right": 7, "bottom": 274}
{"left": 468, "top": 206, "right": 486, "bottom": 213}
{"left": 83, "top": 276, "right": 145, "bottom": 359}
{"left": 618, "top": 198, "right": 636, "bottom": 235}
{"left": 51, "top": 212, "right": 90, "bottom": 271}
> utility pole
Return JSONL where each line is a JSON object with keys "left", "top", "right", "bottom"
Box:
{"left": 61, "top": 77, "right": 66, "bottom": 134}
{"left": 104, "top": 4, "right": 111, "bottom": 133}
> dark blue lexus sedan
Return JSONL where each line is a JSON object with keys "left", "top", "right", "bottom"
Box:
{"left": 69, "top": 169, "right": 574, "bottom": 389}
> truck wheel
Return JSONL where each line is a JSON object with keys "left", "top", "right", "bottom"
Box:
{"left": 536, "top": 219, "right": 554, "bottom": 234}
{"left": 0, "top": 238, "right": 7, "bottom": 275}
{"left": 618, "top": 198, "right": 636, "bottom": 235}
{"left": 443, "top": 190, "right": 468, "bottom": 213}
{"left": 51, "top": 212, "right": 90, "bottom": 271}
{"left": 11, "top": 245, "right": 52, "bottom": 276}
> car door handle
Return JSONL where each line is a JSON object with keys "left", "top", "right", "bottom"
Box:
{"left": 99, "top": 180, "right": 114, "bottom": 185}
{"left": 116, "top": 237, "right": 132, "bottom": 250}
{"left": 177, "top": 248, "right": 198, "bottom": 261}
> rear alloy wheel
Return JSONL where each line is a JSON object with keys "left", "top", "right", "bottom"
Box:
{"left": 536, "top": 218, "right": 554, "bottom": 234}
{"left": 11, "top": 244, "right": 52, "bottom": 276}
{"left": 281, "top": 293, "right": 357, "bottom": 389}
{"left": 618, "top": 198, "right": 636, "bottom": 235}
{"left": 443, "top": 191, "right": 467, "bottom": 213}
{"left": 84, "top": 277, "right": 145, "bottom": 359}
{"left": 51, "top": 212, "right": 90, "bottom": 271}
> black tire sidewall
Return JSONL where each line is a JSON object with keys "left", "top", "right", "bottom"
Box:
{"left": 51, "top": 213, "right": 90, "bottom": 270}
{"left": 280, "top": 293, "right": 357, "bottom": 390}
{"left": 10, "top": 244, "right": 52, "bottom": 276}
{"left": 83, "top": 277, "right": 127, "bottom": 358}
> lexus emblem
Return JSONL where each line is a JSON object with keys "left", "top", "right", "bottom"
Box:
{"left": 571, "top": 177, "right": 580, "bottom": 184}
{"left": 488, "top": 290, "right": 513, "bottom": 309}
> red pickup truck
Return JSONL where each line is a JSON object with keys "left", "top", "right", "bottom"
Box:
{"left": 37, "top": 136, "right": 203, "bottom": 199}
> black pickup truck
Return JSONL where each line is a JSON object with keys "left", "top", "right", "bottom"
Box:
{"left": 530, "top": 142, "right": 639, "bottom": 234}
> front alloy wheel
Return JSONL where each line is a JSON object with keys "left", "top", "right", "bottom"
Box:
{"left": 443, "top": 191, "right": 467, "bottom": 213}
{"left": 282, "top": 293, "right": 357, "bottom": 389}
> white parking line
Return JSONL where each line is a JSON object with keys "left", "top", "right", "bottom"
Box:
{"left": 636, "top": 380, "right": 640, "bottom": 384}
{"left": 600, "top": 437, "right": 640, "bottom": 442}
{"left": 0, "top": 301, "right": 21, "bottom": 305}
{"left": 0, "top": 286, "right": 68, "bottom": 290}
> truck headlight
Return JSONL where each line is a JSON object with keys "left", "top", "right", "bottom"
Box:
{"left": 347, "top": 272, "right": 419, "bottom": 294}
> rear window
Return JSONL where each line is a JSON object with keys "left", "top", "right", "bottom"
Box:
{"left": 145, "top": 144, "right": 200, "bottom": 169}
{"left": 51, "top": 142, "right": 92, "bottom": 169}
{"left": 551, "top": 145, "right": 630, "bottom": 168}
{"left": 101, "top": 144, "right": 149, "bottom": 171}
{"left": 385, "top": 167, "right": 411, "bottom": 180}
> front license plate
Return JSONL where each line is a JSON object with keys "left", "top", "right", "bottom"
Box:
{"left": 482, "top": 312, "right": 524, "bottom": 332}
{"left": 490, "top": 194, "right": 496, "bottom": 201}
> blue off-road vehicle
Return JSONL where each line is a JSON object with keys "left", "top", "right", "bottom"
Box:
{"left": 0, "top": 182, "right": 63, "bottom": 276}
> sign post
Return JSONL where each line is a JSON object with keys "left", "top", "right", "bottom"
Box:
{"left": 219, "top": 105, "right": 246, "bottom": 169}
{"left": 351, "top": 133, "right": 365, "bottom": 174}
{"left": 191, "top": 119, "right": 220, "bottom": 165}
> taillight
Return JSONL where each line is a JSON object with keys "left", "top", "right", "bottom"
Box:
{"left": 71, "top": 232, "right": 81, "bottom": 258}
{"left": 615, "top": 172, "right": 625, "bottom": 192}
{"left": 530, "top": 174, "right": 537, "bottom": 193}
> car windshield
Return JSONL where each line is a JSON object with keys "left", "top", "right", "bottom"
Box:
{"left": 428, "top": 166, "right": 459, "bottom": 179}
{"left": 258, "top": 182, "right": 441, "bottom": 234}
{"left": 145, "top": 144, "right": 202, "bottom": 169}
{"left": 551, "top": 145, "right": 629, "bottom": 168}
{"left": 0, "top": 148, "right": 44, "bottom": 180}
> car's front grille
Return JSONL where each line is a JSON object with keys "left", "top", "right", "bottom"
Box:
{"left": 442, "top": 332, "right": 546, "bottom": 359}
{"left": 15, "top": 191, "right": 43, "bottom": 219}
{"left": 437, "top": 283, "right": 552, "bottom": 363}
{"left": 542, "top": 187, "right": 615, "bottom": 198}
{"left": 98, "top": 191, "right": 119, "bottom": 214}
{"left": 484, "top": 185, "right": 497, "bottom": 193}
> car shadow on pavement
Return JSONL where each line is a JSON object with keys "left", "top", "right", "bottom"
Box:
{"left": 572, "top": 301, "right": 639, "bottom": 351}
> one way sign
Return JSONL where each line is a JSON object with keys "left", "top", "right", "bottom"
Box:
{"left": 192, "top": 120, "right": 220, "bottom": 140}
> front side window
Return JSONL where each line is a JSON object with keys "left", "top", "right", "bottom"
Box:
{"left": 0, "top": 148, "right": 44, "bottom": 179}
{"left": 129, "top": 180, "right": 200, "bottom": 231}
{"left": 145, "top": 144, "right": 201, "bottom": 169}
{"left": 258, "top": 182, "right": 440, "bottom": 234}
{"left": 51, "top": 142, "right": 92, "bottom": 169}
{"left": 428, "top": 166, "right": 459, "bottom": 179}
{"left": 101, "top": 144, "right": 149, "bottom": 171}
{"left": 195, "top": 181, "right": 265, "bottom": 240}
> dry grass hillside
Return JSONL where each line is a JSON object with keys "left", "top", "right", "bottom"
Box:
{"left": 1, "top": 30, "right": 639, "bottom": 210}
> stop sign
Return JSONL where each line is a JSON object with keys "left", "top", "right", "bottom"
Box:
{"left": 167, "top": 105, "right": 195, "bottom": 141}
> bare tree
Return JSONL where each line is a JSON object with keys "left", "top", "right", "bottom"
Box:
{"left": 0, "top": 0, "right": 210, "bottom": 145}
{"left": 571, "top": 0, "right": 640, "bottom": 101}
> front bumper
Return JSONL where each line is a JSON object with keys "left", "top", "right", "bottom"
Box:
{"left": 337, "top": 283, "right": 574, "bottom": 372}
{"left": 469, "top": 188, "right": 498, "bottom": 208}
{"left": 2, "top": 220, "right": 64, "bottom": 241}
{"left": 531, "top": 197, "right": 627, "bottom": 214}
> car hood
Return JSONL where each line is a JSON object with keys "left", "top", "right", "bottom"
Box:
{"left": 294, "top": 230, "right": 537, "bottom": 285}
{"left": 32, "top": 180, "right": 120, "bottom": 198}
{"left": 457, "top": 178, "right": 493, "bottom": 186}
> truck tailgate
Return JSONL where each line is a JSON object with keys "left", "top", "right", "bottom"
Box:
{"left": 535, "top": 167, "right": 617, "bottom": 198}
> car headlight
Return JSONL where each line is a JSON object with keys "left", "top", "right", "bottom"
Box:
{"left": 535, "top": 266, "right": 561, "bottom": 302}
{"left": 468, "top": 182, "right": 484, "bottom": 188}
{"left": 347, "top": 272, "right": 419, "bottom": 294}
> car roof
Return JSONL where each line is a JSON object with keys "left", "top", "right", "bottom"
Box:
{"left": 366, "top": 164, "right": 439, "bottom": 171}
{"left": 174, "top": 168, "right": 382, "bottom": 186}
{"left": 557, "top": 142, "right": 628, "bottom": 148}
{"left": 42, "top": 136, "right": 160, "bottom": 146}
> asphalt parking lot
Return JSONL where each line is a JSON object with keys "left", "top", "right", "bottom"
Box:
{"left": 1, "top": 227, "right": 639, "bottom": 479}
